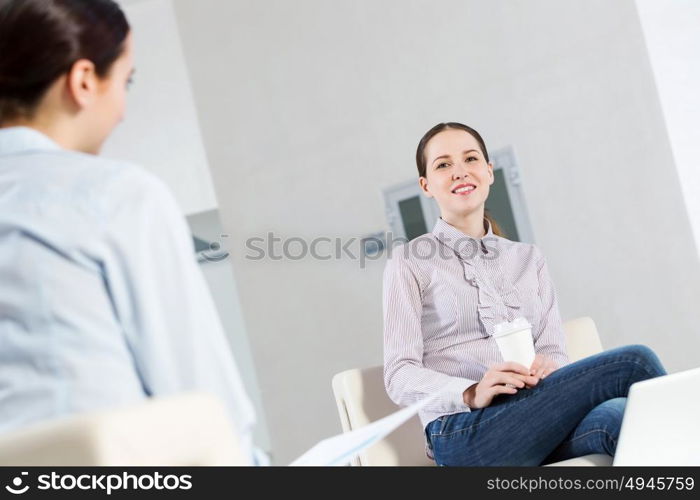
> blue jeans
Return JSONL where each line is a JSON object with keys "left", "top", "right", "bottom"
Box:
{"left": 425, "top": 345, "right": 667, "bottom": 466}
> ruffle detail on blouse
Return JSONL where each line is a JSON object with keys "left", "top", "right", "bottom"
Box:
{"left": 462, "top": 262, "right": 522, "bottom": 337}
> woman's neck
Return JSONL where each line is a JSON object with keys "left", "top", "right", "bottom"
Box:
{"left": 1, "top": 81, "right": 92, "bottom": 153}
{"left": 441, "top": 209, "right": 486, "bottom": 239}
{"left": 2, "top": 115, "right": 84, "bottom": 153}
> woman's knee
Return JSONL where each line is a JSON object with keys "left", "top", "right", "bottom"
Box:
{"left": 596, "top": 398, "right": 627, "bottom": 451}
{"left": 583, "top": 398, "right": 626, "bottom": 447}
{"left": 612, "top": 344, "right": 666, "bottom": 376}
{"left": 596, "top": 397, "right": 626, "bottom": 422}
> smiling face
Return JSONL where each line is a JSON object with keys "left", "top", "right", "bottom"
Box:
{"left": 419, "top": 128, "right": 494, "bottom": 223}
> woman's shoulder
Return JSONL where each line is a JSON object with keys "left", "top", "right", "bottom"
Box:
{"left": 32, "top": 148, "right": 169, "bottom": 199}
{"left": 382, "top": 233, "right": 442, "bottom": 289}
{"left": 494, "top": 235, "right": 544, "bottom": 263}
{"left": 77, "top": 153, "right": 169, "bottom": 195}
{"left": 72, "top": 153, "right": 177, "bottom": 213}
{"left": 40, "top": 151, "right": 183, "bottom": 231}
{"left": 385, "top": 232, "right": 439, "bottom": 266}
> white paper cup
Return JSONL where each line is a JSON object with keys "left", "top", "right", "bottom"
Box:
{"left": 493, "top": 317, "right": 536, "bottom": 369}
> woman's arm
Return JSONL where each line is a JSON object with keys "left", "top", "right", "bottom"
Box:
{"left": 383, "top": 254, "right": 477, "bottom": 412}
{"left": 531, "top": 246, "right": 569, "bottom": 369}
{"left": 101, "top": 168, "right": 259, "bottom": 463}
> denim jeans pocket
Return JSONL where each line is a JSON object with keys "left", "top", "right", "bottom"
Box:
{"left": 438, "top": 415, "right": 450, "bottom": 435}
{"left": 432, "top": 411, "right": 476, "bottom": 438}
{"left": 426, "top": 415, "right": 449, "bottom": 439}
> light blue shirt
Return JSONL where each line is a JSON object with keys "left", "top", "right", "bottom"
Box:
{"left": 0, "top": 127, "right": 257, "bottom": 463}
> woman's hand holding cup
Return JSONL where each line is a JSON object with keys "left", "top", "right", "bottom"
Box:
{"left": 462, "top": 361, "right": 540, "bottom": 409}
{"left": 525, "top": 354, "right": 558, "bottom": 388}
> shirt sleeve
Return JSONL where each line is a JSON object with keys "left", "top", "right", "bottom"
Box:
{"left": 532, "top": 246, "right": 570, "bottom": 368}
{"left": 383, "top": 254, "right": 477, "bottom": 413}
{"left": 101, "top": 169, "right": 258, "bottom": 464}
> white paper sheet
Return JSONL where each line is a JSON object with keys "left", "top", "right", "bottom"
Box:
{"left": 290, "top": 394, "right": 438, "bottom": 466}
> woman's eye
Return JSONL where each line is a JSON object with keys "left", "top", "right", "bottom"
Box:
{"left": 436, "top": 162, "right": 450, "bottom": 169}
{"left": 467, "top": 156, "right": 478, "bottom": 162}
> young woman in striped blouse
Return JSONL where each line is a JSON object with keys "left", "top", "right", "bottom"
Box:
{"left": 383, "top": 122, "right": 666, "bottom": 466}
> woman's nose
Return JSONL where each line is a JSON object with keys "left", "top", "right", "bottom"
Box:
{"left": 452, "top": 166, "right": 470, "bottom": 181}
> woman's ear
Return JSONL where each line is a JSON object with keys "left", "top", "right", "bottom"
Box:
{"left": 487, "top": 162, "right": 495, "bottom": 185}
{"left": 66, "top": 59, "right": 99, "bottom": 109}
{"left": 419, "top": 176, "right": 433, "bottom": 198}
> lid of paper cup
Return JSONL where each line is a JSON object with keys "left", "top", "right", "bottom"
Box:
{"left": 493, "top": 317, "right": 532, "bottom": 338}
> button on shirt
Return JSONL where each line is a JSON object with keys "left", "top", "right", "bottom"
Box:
{"left": 383, "top": 218, "right": 570, "bottom": 430}
{"left": 0, "top": 127, "right": 257, "bottom": 463}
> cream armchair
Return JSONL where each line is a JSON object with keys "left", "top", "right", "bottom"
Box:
{"left": 331, "top": 316, "right": 613, "bottom": 466}
{"left": 0, "top": 392, "right": 247, "bottom": 466}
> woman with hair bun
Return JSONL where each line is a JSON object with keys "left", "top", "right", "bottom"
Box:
{"left": 0, "top": 0, "right": 261, "bottom": 464}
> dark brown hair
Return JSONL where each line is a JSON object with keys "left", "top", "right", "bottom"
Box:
{"left": 415, "top": 122, "right": 503, "bottom": 237}
{"left": 0, "top": 0, "right": 130, "bottom": 123}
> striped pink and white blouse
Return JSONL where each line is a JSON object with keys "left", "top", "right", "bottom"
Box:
{"left": 383, "top": 217, "right": 570, "bottom": 429}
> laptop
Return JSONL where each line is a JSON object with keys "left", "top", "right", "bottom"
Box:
{"left": 613, "top": 366, "right": 700, "bottom": 465}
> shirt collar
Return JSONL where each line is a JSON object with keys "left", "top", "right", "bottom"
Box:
{"left": 0, "top": 127, "right": 62, "bottom": 157}
{"left": 432, "top": 217, "right": 497, "bottom": 258}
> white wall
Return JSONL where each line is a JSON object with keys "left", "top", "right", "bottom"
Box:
{"left": 635, "top": 0, "right": 700, "bottom": 258}
{"left": 106, "top": 0, "right": 218, "bottom": 215}
{"left": 173, "top": 0, "right": 700, "bottom": 463}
